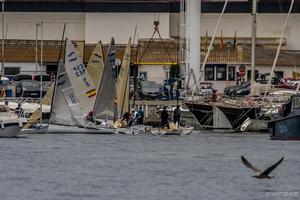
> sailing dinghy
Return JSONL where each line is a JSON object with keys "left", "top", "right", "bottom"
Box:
{"left": 150, "top": 123, "right": 194, "bottom": 136}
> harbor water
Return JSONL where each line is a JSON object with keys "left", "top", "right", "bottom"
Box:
{"left": 0, "top": 132, "right": 299, "bottom": 200}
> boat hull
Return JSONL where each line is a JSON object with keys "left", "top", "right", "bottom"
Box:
{"left": 185, "top": 102, "right": 213, "bottom": 128}
{"left": 217, "top": 105, "right": 259, "bottom": 131}
{"left": 22, "top": 124, "right": 115, "bottom": 134}
{"left": 268, "top": 114, "right": 300, "bottom": 140}
{"left": 150, "top": 127, "right": 193, "bottom": 136}
{"left": 48, "top": 125, "right": 115, "bottom": 134}
{"left": 116, "top": 125, "right": 152, "bottom": 135}
{"left": 0, "top": 122, "right": 20, "bottom": 138}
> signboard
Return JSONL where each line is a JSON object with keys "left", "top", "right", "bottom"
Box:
{"left": 239, "top": 64, "right": 246, "bottom": 76}
{"left": 139, "top": 72, "right": 147, "bottom": 81}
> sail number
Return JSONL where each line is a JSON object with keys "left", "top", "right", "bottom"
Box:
{"left": 73, "top": 64, "right": 86, "bottom": 77}
{"left": 73, "top": 64, "right": 90, "bottom": 87}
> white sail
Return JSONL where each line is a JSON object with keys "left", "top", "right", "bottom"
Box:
{"left": 73, "top": 41, "right": 85, "bottom": 59}
{"left": 65, "top": 39, "right": 97, "bottom": 115}
{"left": 87, "top": 41, "right": 105, "bottom": 87}
{"left": 93, "top": 37, "right": 116, "bottom": 121}
{"left": 49, "top": 60, "right": 84, "bottom": 126}
{"left": 117, "top": 38, "right": 131, "bottom": 118}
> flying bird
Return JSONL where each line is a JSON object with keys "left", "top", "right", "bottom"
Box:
{"left": 241, "top": 156, "right": 284, "bottom": 179}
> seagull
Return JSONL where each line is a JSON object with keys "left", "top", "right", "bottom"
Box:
{"left": 241, "top": 156, "right": 284, "bottom": 179}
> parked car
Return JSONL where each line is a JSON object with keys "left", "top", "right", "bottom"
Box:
{"left": 0, "top": 76, "right": 13, "bottom": 97}
{"left": 15, "top": 80, "right": 42, "bottom": 98}
{"left": 224, "top": 82, "right": 251, "bottom": 96}
{"left": 11, "top": 74, "right": 39, "bottom": 96}
{"left": 32, "top": 74, "right": 52, "bottom": 95}
{"left": 137, "top": 80, "right": 162, "bottom": 99}
{"left": 198, "top": 82, "right": 215, "bottom": 96}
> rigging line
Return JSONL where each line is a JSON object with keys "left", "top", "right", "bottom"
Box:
{"left": 277, "top": 0, "right": 284, "bottom": 13}
{"left": 157, "top": 30, "right": 174, "bottom": 64}
{"left": 120, "top": 74, "right": 129, "bottom": 119}
{"left": 138, "top": 30, "right": 156, "bottom": 63}
{"left": 192, "top": 0, "right": 229, "bottom": 96}
{"left": 264, "top": 0, "right": 294, "bottom": 99}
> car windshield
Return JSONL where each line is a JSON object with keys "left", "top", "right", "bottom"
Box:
{"left": 15, "top": 74, "right": 32, "bottom": 81}
{"left": 21, "top": 80, "right": 39, "bottom": 87}
{"left": 141, "top": 81, "right": 159, "bottom": 89}
{"left": 34, "top": 75, "right": 51, "bottom": 81}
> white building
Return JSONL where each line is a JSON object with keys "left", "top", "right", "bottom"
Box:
{"left": 2, "top": 0, "right": 300, "bottom": 91}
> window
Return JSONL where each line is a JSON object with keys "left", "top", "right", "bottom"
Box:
{"left": 205, "top": 66, "right": 214, "bottom": 80}
{"left": 273, "top": 71, "right": 284, "bottom": 84}
{"left": 4, "top": 67, "right": 20, "bottom": 75}
{"left": 228, "top": 66, "right": 235, "bottom": 80}
{"left": 247, "top": 70, "right": 259, "bottom": 81}
{"left": 216, "top": 66, "right": 226, "bottom": 80}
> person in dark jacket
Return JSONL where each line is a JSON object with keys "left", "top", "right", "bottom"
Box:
{"left": 161, "top": 106, "right": 169, "bottom": 129}
{"left": 136, "top": 107, "right": 144, "bottom": 124}
{"left": 173, "top": 105, "right": 181, "bottom": 125}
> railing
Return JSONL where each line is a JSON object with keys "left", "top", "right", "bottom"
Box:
{"left": 201, "top": 49, "right": 239, "bottom": 63}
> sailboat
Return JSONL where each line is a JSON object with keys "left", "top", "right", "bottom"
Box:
{"left": 116, "top": 38, "right": 131, "bottom": 119}
{"left": 92, "top": 37, "right": 116, "bottom": 125}
{"left": 23, "top": 39, "right": 113, "bottom": 134}
{"left": 47, "top": 39, "right": 116, "bottom": 134}
{"left": 20, "top": 83, "right": 53, "bottom": 133}
{"left": 185, "top": 0, "right": 268, "bottom": 132}
{"left": 86, "top": 41, "right": 105, "bottom": 88}
{"left": 112, "top": 38, "right": 151, "bottom": 134}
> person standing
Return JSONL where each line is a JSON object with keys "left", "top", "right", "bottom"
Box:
{"left": 160, "top": 106, "right": 169, "bottom": 129}
{"left": 136, "top": 107, "right": 144, "bottom": 124}
{"left": 173, "top": 105, "right": 181, "bottom": 127}
{"left": 127, "top": 109, "right": 136, "bottom": 127}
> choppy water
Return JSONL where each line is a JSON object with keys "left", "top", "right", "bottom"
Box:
{"left": 0, "top": 132, "right": 299, "bottom": 200}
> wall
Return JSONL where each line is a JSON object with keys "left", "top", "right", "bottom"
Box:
{"left": 204, "top": 13, "right": 300, "bottom": 50}
{"left": 170, "top": 13, "right": 300, "bottom": 50}
{"left": 138, "top": 64, "right": 166, "bottom": 84}
{"left": 253, "top": 66, "right": 294, "bottom": 78}
{"left": 85, "top": 13, "right": 169, "bottom": 43}
{"left": 3, "top": 12, "right": 85, "bottom": 40}
{"left": 4, "top": 62, "right": 46, "bottom": 75}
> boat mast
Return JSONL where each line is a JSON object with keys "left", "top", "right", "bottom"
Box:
{"left": 250, "top": 0, "right": 257, "bottom": 89}
{"left": 1, "top": 0, "right": 4, "bottom": 77}
{"left": 192, "top": 0, "right": 229, "bottom": 95}
{"left": 264, "top": 0, "right": 294, "bottom": 98}
{"left": 186, "top": 0, "right": 201, "bottom": 91}
{"left": 40, "top": 21, "right": 43, "bottom": 124}
{"left": 49, "top": 23, "right": 66, "bottom": 120}
{"left": 35, "top": 23, "right": 39, "bottom": 74}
